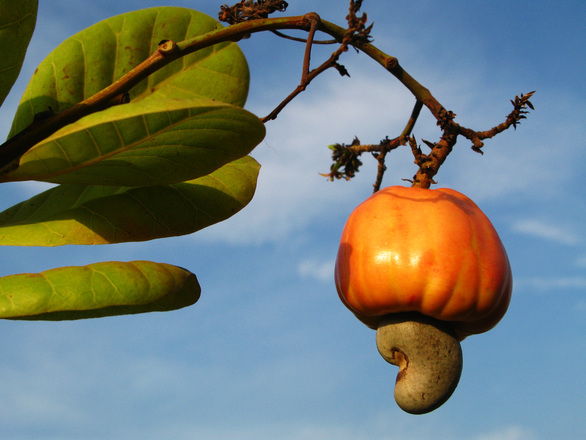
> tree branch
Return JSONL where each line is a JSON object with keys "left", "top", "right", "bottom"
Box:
{"left": 0, "top": 14, "right": 317, "bottom": 173}
{"left": 0, "top": 8, "right": 532, "bottom": 182}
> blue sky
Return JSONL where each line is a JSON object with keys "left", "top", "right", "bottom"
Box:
{"left": 1, "top": 1, "right": 585, "bottom": 439}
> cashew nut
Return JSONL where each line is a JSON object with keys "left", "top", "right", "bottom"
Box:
{"left": 376, "top": 312, "right": 463, "bottom": 414}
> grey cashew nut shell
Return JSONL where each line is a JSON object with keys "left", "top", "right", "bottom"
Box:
{"left": 376, "top": 312, "right": 463, "bottom": 414}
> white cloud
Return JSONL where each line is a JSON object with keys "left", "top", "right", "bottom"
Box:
{"left": 297, "top": 258, "right": 335, "bottom": 283}
{"left": 512, "top": 218, "right": 580, "bottom": 246}
{"left": 193, "top": 65, "right": 414, "bottom": 246}
{"left": 0, "top": 359, "right": 88, "bottom": 429}
{"left": 129, "top": 423, "right": 357, "bottom": 440}
{"left": 515, "top": 276, "right": 586, "bottom": 291}
{"left": 474, "top": 426, "right": 538, "bottom": 440}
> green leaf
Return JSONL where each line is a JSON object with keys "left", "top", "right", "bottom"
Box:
{"left": 0, "top": 0, "right": 37, "bottom": 107}
{"left": 0, "top": 155, "right": 260, "bottom": 246}
{"left": 8, "top": 6, "right": 249, "bottom": 139}
{"left": 2, "top": 7, "right": 263, "bottom": 186}
{"left": 0, "top": 97, "right": 265, "bottom": 186}
{"left": 0, "top": 260, "right": 200, "bottom": 320}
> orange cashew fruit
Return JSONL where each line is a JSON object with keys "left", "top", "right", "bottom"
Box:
{"left": 335, "top": 186, "right": 512, "bottom": 414}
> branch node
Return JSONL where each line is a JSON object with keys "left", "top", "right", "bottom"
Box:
{"left": 385, "top": 57, "right": 399, "bottom": 70}
{"left": 302, "top": 12, "right": 321, "bottom": 27}
{"left": 157, "top": 39, "right": 179, "bottom": 56}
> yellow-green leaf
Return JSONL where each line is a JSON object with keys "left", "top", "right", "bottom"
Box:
{"left": 0, "top": 156, "right": 260, "bottom": 246}
{"left": 0, "top": 97, "right": 265, "bottom": 186}
{"left": 0, "top": 260, "right": 200, "bottom": 320}
{"left": 8, "top": 6, "right": 249, "bottom": 139}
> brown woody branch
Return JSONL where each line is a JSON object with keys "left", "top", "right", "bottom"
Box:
{"left": 0, "top": 9, "right": 440, "bottom": 173}
{"left": 0, "top": 3, "right": 533, "bottom": 186}
{"left": 407, "top": 92, "right": 535, "bottom": 188}
{"left": 262, "top": 1, "right": 372, "bottom": 122}
{"left": 0, "top": 14, "right": 317, "bottom": 173}
{"left": 457, "top": 91, "right": 536, "bottom": 153}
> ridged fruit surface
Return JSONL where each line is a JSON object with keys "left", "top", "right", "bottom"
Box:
{"left": 335, "top": 186, "right": 512, "bottom": 339}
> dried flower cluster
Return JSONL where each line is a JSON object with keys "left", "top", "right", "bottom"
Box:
{"left": 321, "top": 138, "right": 364, "bottom": 181}
{"left": 324, "top": 89, "right": 535, "bottom": 190}
{"left": 345, "top": 0, "right": 373, "bottom": 46}
{"left": 219, "top": 0, "right": 288, "bottom": 24}
{"left": 508, "top": 91, "right": 535, "bottom": 129}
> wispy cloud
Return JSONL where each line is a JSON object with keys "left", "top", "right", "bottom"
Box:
{"left": 512, "top": 218, "right": 581, "bottom": 246}
{"left": 515, "top": 276, "right": 586, "bottom": 291}
{"left": 474, "top": 426, "right": 538, "bottom": 440}
{"left": 297, "top": 258, "right": 335, "bottom": 283}
{"left": 193, "top": 66, "right": 412, "bottom": 246}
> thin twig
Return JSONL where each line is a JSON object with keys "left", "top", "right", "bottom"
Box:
{"left": 261, "top": 15, "right": 351, "bottom": 123}
{"left": 301, "top": 13, "right": 320, "bottom": 83}
{"left": 401, "top": 100, "right": 423, "bottom": 137}
{"left": 262, "top": 1, "right": 374, "bottom": 123}
{"left": 370, "top": 100, "right": 423, "bottom": 190}
{"left": 373, "top": 149, "right": 388, "bottom": 193}
{"left": 271, "top": 30, "right": 337, "bottom": 44}
{"left": 457, "top": 91, "right": 536, "bottom": 153}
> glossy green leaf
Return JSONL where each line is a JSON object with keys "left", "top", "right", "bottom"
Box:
{"left": 0, "top": 260, "right": 200, "bottom": 320}
{"left": 0, "top": 97, "right": 265, "bottom": 185}
{"left": 8, "top": 6, "right": 249, "bottom": 139}
{"left": 0, "top": 0, "right": 37, "bottom": 106}
{"left": 0, "top": 155, "right": 260, "bottom": 246}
